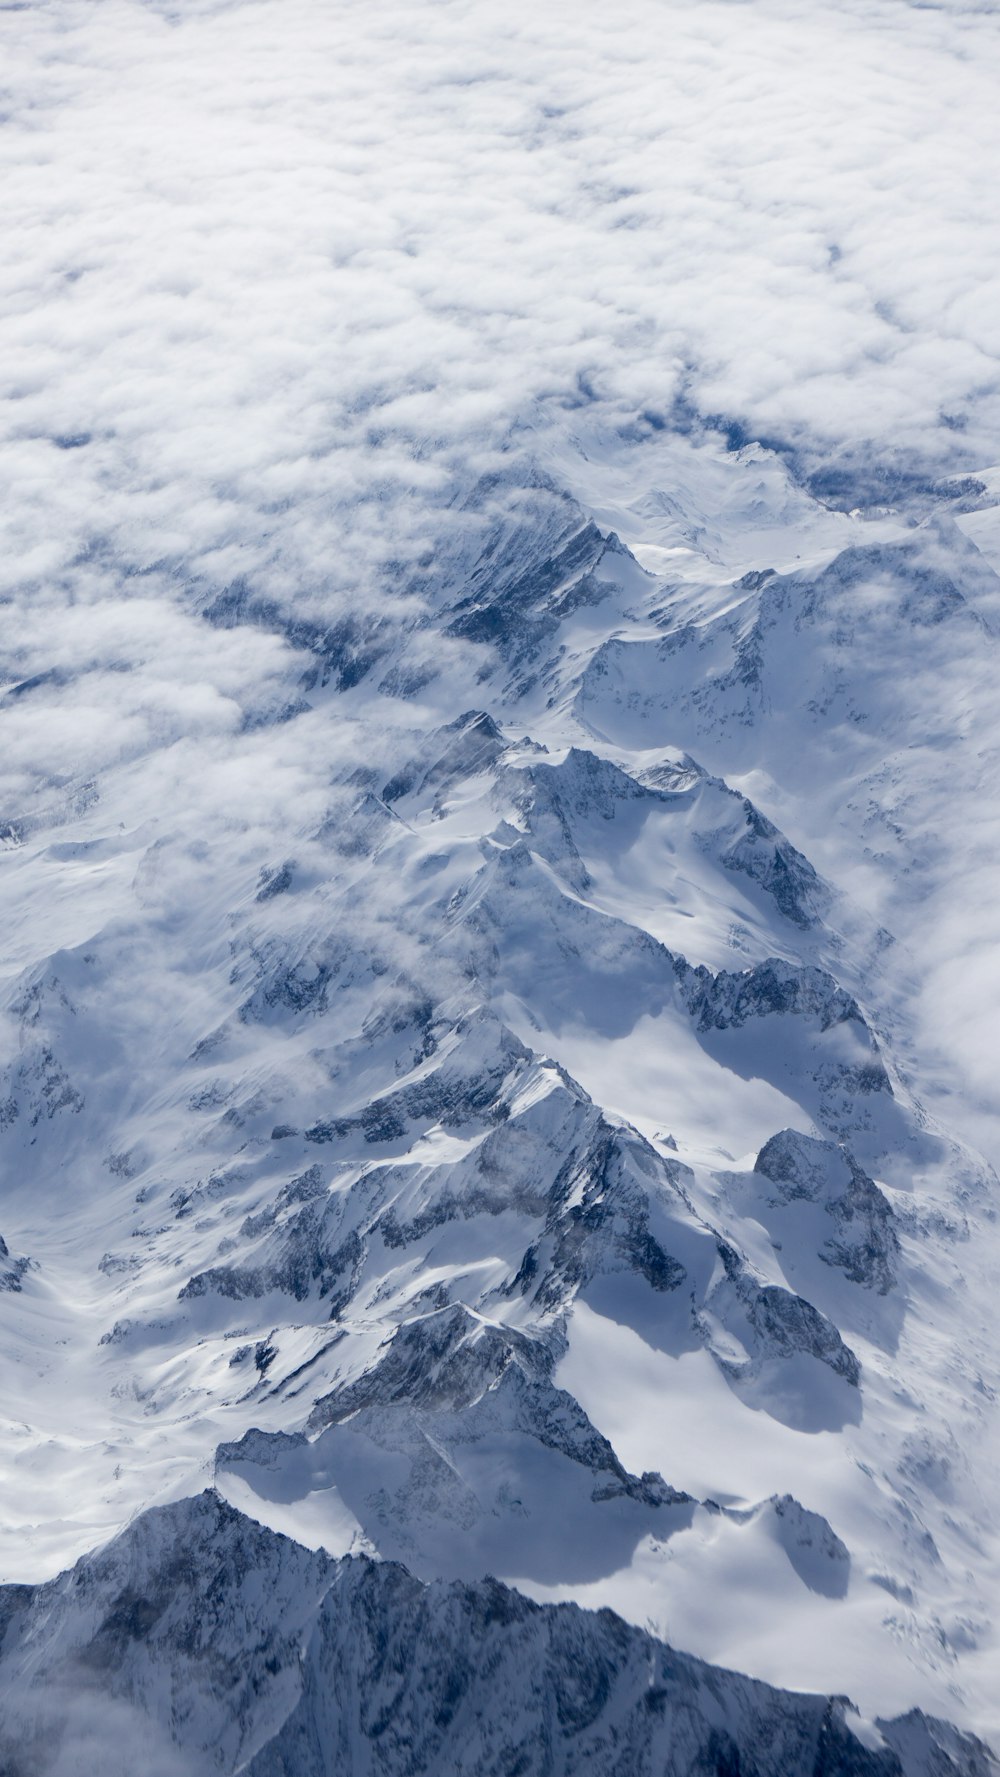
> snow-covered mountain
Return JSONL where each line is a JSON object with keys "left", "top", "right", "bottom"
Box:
{"left": 0, "top": 1491, "right": 995, "bottom": 1777}
{"left": 3, "top": 435, "right": 1000, "bottom": 1772}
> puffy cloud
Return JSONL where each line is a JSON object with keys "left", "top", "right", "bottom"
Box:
{"left": 1, "top": 0, "right": 997, "bottom": 643}
{"left": 0, "top": 0, "right": 997, "bottom": 869}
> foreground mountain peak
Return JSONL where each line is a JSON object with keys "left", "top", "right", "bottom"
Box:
{"left": 0, "top": 1492, "right": 994, "bottom": 1777}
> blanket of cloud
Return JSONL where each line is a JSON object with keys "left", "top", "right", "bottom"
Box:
{"left": 3, "top": 0, "right": 1000, "bottom": 639}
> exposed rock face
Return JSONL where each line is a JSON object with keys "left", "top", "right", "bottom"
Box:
{"left": 174, "top": 1028, "right": 862, "bottom": 1406}
{"left": 755, "top": 1130, "right": 900, "bottom": 1294}
{"left": 0, "top": 1494, "right": 994, "bottom": 1777}
{"left": 676, "top": 959, "right": 864, "bottom": 1035}
{"left": 0, "top": 1233, "right": 30, "bottom": 1293}
{"left": 710, "top": 1241, "right": 861, "bottom": 1386}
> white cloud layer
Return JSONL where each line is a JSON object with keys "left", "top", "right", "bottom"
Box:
{"left": 1, "top": 0, "right": 999, "bottom": 649}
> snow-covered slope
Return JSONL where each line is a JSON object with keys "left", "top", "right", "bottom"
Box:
{"left": 3, "top": 441, "right": 1000, "bottom": 1766}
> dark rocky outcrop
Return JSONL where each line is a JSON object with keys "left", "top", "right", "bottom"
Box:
{"left": 0, "top": 1494, "right": 993, "bottom": 1777}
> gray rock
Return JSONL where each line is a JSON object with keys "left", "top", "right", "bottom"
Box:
{"left": 0, "top": 1493, "right": 993, "bottom": 1777}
